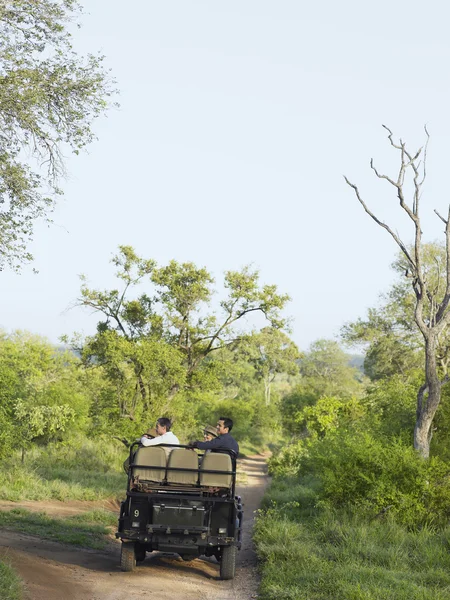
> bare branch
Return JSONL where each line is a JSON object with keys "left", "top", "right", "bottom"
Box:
{"left": 434, "top": 209, "right": 447, "bottom": 225}
{"left": 343, "top": 176, "right": 416, "bottom": 271}
{"left": 382, "top": 124, "right": 402, "bottom": 150}
{"left": 370, "top": 159, "right": 399, "bottom": 188}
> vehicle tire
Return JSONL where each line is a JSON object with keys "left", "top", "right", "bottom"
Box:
{"left": 120, "top": 542, "right": 136, "bottom": 572}
{"left": 135, "top": 544, "right": 146, "bottom": 563}
{"left": 220, "top": 545, "right": 236, "bottom": 580}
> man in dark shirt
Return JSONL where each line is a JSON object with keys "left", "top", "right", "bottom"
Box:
{"left": 190, "top": 417, "right": 239, "bottom": 455}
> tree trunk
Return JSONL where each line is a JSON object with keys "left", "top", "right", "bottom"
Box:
{"left": 264, "top": 378, "right": 271, "bottom": 406}
{"left": 414, "top": 334, "right": 441, "bottom": 458}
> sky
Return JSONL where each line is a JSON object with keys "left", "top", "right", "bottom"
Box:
{"left": 2, "top": 0, "right": 450, "bottom": 351}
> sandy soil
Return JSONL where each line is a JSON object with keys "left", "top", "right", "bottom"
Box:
{"left": 0, "top": 455, "right": 269, "bottom": 600}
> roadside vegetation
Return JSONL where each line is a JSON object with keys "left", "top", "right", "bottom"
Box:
{"left": 254, "top": 244, "right": 450, "bottom": 599}
{"left": 0, "top": 508, "right": 116, "bottom": 550}
{"left": 0, "top": 561, "right": 23, "bottom": 600}
{"left": 255, "top": 477, "right": 450, "bottom": 600}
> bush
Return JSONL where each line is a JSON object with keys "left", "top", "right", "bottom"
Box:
{"left": 271, "top": 431, "right": 450, "bottom": 528}
{"left": 254, "top": 475, "right": 450, "bottom": 600}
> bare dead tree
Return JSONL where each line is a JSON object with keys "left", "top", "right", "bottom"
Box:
{"left": 345, "top": 125, "right": 450, "bottom": 459}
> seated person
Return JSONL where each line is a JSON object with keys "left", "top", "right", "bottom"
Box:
{"left": 203, "top": 424, "right": 218, "bottom": 442}
{"left": 189, "top": 417, "right": 239, "bottom": 455}
{"left": 140, "top": 417, "right": 180, "bottom": 457}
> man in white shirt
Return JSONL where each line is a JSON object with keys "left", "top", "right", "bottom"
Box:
{"left": 140, "top": 417, "right": 179, "bottom": 457}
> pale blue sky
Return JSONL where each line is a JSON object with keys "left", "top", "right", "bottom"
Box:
{"left": 2, "top": 0, "right": 450, "bottom": 350}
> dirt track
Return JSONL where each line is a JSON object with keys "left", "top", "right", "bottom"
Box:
{"left": 0, "top": 455, "right": 268, "bottom": 600}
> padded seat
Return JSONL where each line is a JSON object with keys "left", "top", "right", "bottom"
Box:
{"left": 200, "top": 453, "right": 232, "bottom": 488}
{"left": 132, "top": 446, "right": 167, "bottom": 483}
{"left": 166, "top": 449, "right": 199, "bottom": 485}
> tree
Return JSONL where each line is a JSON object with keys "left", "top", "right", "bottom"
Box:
{"left": 239, "top": 327, "right": 300, "bottom": 405}
{"left": 0, "top": 330, "right": 92, "bottom": 457}
{"left": 280, "top": 339, "right": 364, "bottom": 435}
{"left": 14, "top": 400, "right": 75, "bottom": 462}
{"left": 345, "top": 126, "right": 450, "bottom": 458}
{"left": 0, "top": 1, "right": 115, "bottom": 270}
{"left": 299, "top": 339, "right": 363, "bottom": 398}
{"left": 75, "top": 246, "right": 291, "bottom": 416}
{"left": 342, "top": 295, "right": 423, "bottom": 381}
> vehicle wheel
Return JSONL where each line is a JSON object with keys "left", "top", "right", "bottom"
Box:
{"left": 120, "top": 542, "right": 136, "bottom": 572}
{"left": 135, "top": 544, "right": 146, "bottom": 563}
{"left": 220, "top": 545, "right": 236, "bottom": 580}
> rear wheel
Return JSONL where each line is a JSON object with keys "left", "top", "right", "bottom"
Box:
{"left": 220, "top": 545, "right": 236, "bottom": 580}
{"left": 120, "top": 542, "right": 136, "bottom": 572}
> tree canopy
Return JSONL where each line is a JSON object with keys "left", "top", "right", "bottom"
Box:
{"left": 73, "top": 246, "right": 291, "bottom": 422}
{"left": 0, "top": 0, "right": 115, "bottom": 270}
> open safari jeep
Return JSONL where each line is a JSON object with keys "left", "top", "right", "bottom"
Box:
{"left": 116, "top": 443, "right": 243, "bottom": 580}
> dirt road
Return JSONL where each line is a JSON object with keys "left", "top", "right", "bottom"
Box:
{"left": 0, "top": 455, "right": 268, "bottom": 600}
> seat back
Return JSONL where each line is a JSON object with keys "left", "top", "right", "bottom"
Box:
{"left": 200, "top": 452, "right": 232, "bottom": 488}
{"left": 132, "top": 446, "right": 167, "bottom": 483}
{"left": 166, "top": 448, "right": 199, "bottom": 485}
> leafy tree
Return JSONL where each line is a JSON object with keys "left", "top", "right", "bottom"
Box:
{"left": 280, "top": 339, "right": 364, "bottom": 435}
{"left": 0, "top": 331, "right": 92, "bottom": 456}
{"left": 14, "top": 400, "right": 75, "bottom": 462}
{"left": 239, "top": 327, "right": 300, "bottom": 405}
{"left": 342, "top": 244, "right": 450, "bottom": 381}
{"left": 342, "top": 306, "right": 423, "bottom": 380}
{"left": 299, "top": 339, "right": 364, "bottom": 398}
{"left": 0, "top": 1, "right": 115, "bottom": 270}
{"left": 75, "top": 246, "right": 290, "bottom": 418}
{"left": 346, "top": 126, "right": 450, "bottom": 458}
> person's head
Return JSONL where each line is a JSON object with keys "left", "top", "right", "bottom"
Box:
{"left": 216, "top": 417, "right": 233, "bottom": 435}
{"left": 156, "top": 417, "right": 172, "bottom": 436}
{"left": 203, "top": 424, "right": 218, "bottom": 442}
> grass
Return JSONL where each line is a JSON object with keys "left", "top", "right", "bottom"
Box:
{"left": 254, "top": 476, "right": 450, "bottom": 600}
{"left": 238, "top": 440, "right": 266, "bottom": 457}
{"left": 0, "top": 438, "right": 128, "bottom": 501}
{"left": 0, "top": 508, "right": 117, "bottom": 550}
{"left": 0, "top": 561, "right": 23, "bottom": 600}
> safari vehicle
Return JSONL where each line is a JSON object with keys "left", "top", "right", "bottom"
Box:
{"left": 116, "top": 442, "right": 243, "bottom": 580}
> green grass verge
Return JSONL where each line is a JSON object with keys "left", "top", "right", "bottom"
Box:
{"left": 254, "top": 477, "right": 450, "bottom": 600}
{"left": 0, "top": 438, "right": 128, "bottom": 501}
{"left": 0, "top": 561, "right": 23, "bottom": 600}
{"left": 0, "top": 465, "right": 126, "bottom": 501}
{"left": 0, "top": 508, "right": 117, "bottom": 550}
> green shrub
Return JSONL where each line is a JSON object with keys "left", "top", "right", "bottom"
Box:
{"left": 271, "top": 431, "right": 450, "bottom": 528}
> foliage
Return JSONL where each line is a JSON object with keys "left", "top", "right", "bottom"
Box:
{"left": 255, "top": 476, "right": 450, "bottom": 600}
{"left": 0, "top": 0, "right": 116, "bottom": 270}
{"left": 270, "top": 428, "right": 450, "bottom": 529}
{"left": 14, "top": 400, "right": 75, "bottom": 460}
{"left": 299, "top": 339, "right": 364, "bottom": 396}
{"left": 239, "top": 328, "right": 300, "bottom": 405}
{"left": 0, "top": 331, "right": 92, "bottom": 456}
{"left": 279, "top": 339, "right": 364, "bottom": 435}
{"left": 343, "top": 245, "right": 450, "bottom": 383}
{"left": 74, "top": 246, "right": 291, "bottom": 427}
